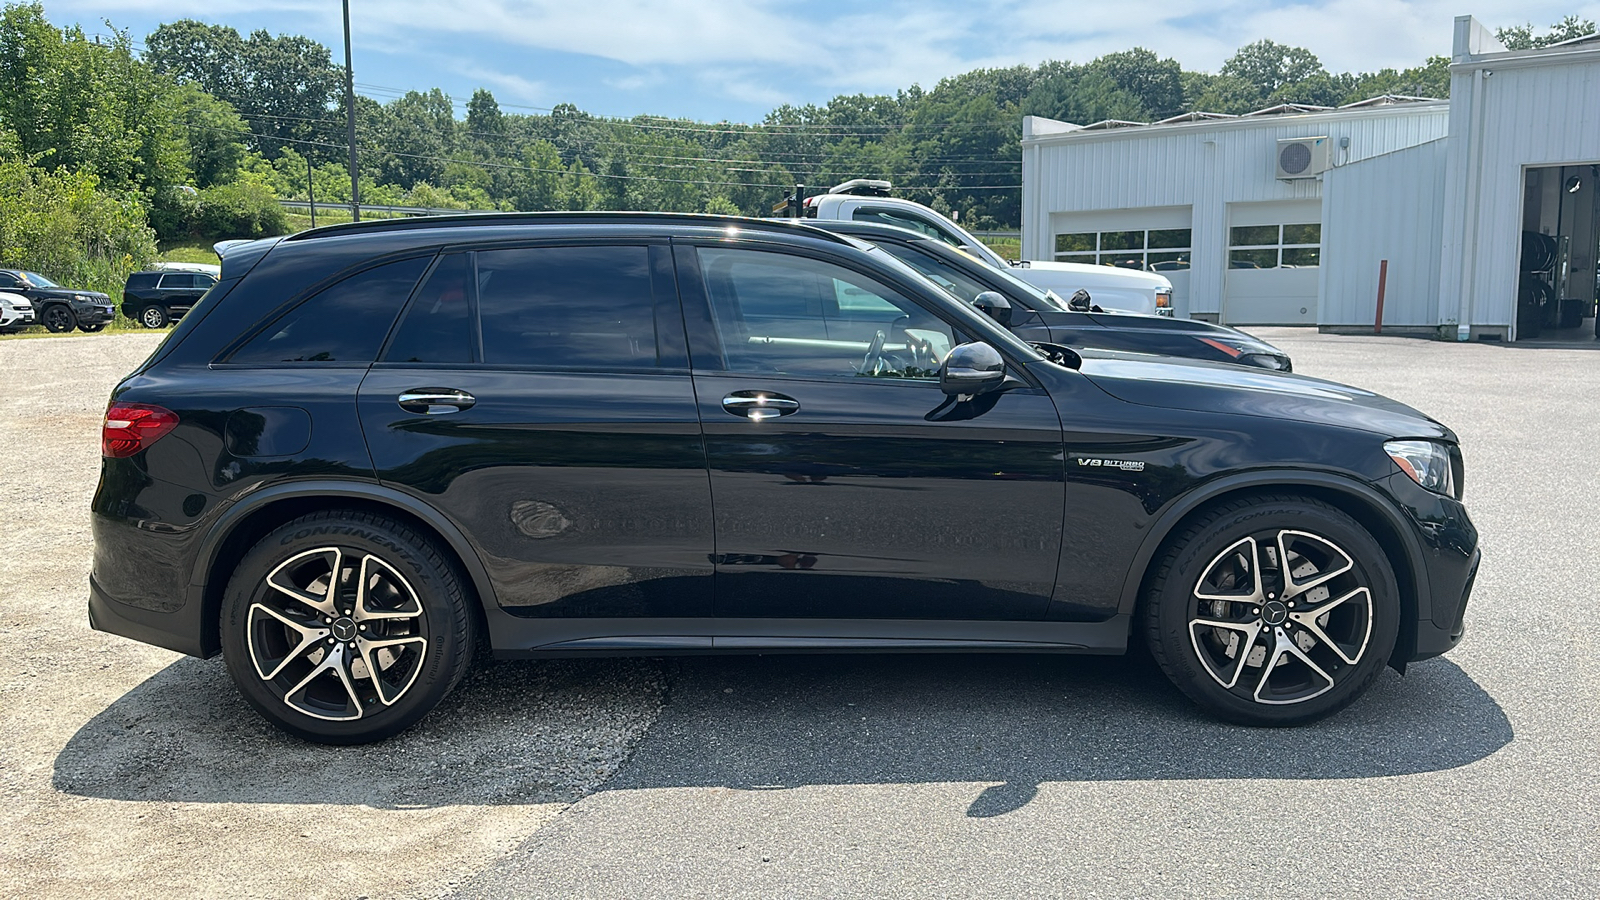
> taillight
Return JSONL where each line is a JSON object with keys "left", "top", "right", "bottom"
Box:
{"left": 102, "top": 402, "right": 179, "bottom": 458}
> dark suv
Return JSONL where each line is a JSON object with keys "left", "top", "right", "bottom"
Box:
{"left": 121, "top": 267, "right": 220, "bottom": 328}
{"left": 0, "top": 268, "right": 116, "bottom": 332}
{"left": 89, "top": 214, "right": 1479, "bottom": 744}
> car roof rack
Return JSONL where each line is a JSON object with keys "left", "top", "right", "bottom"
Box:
{"left": 827, "top": 178, "right": 893, "bottom": 196}
{"left": 283, "top": 211, "right": 855, "bottom": 245}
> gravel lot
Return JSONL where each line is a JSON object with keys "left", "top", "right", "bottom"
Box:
{"left": 0, "top": 334, "right": 665, "bottom": 898}
{"left": 2, "top": 328, "right": 1597, "bottom": 898}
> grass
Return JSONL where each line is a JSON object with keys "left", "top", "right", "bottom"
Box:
{"left": 978, "top": 236, "right": 1022, "bottom": 260}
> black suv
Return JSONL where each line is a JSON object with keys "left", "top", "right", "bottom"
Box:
{"left": 121, "top": 267, "right": 220, "bottom": 328}
{"left": 0, "top": 268, "right": 116, "bottom": 332}
{"left": 804, "top": 220, "right": 1293, "bottom": 371}
{"left": 89, "top": 214, "right": 1479, "bottom": 744}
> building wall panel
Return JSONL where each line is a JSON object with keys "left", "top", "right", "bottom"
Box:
{"left": 1321, "top": 140, "right": 1449, "bottom": 327}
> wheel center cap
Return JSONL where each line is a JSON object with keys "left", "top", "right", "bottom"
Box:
{"left": 1261, "top": 600, "right": 1289, "bottom": 626}
{"left": 331, "top": 617, "right": 357, "bottom": 641}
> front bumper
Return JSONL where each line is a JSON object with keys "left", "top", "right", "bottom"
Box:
{"left": 75, "top": 303, "right": 116, "bottom": 325}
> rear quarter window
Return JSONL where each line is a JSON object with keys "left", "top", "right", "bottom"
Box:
{"left": 227, "top": 256, "right": 430, "bottom": 365}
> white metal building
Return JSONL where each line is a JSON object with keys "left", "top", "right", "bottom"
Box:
{"left": 1020, "top": 15, "right": 1600, "bottom": 341}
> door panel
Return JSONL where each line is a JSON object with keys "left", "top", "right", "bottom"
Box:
{"left": 357, "top": 242, "right": 713, "bottom": 619}
{"left": 680, "top": 242, "right": 1066, "bottom": 621}
{"left": 359, "top": 369, "right": 714, "bottom": 617}
{"left": 696, "top": 373, "right": 1065, "bottom": 620}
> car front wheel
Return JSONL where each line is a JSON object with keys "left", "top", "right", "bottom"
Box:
{"left": 139, "top": 305, "right": 169, "bottom": 328}
{"left": 221, "top": 510, "right": 476, "bottom": 744}
{"left": 41, "top": 305, "right": 76, "bottom": 333}
{"left": 1143, "top": 495, "right": 1399, "bottom": 726}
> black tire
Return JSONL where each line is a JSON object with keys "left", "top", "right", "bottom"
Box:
{"left": 79, "top": 323, "right": 105, "bottom": 332}
{"left": 220, "top": 510, "right": 476, "bottom": 744}
{"left": 138, "top": 305, "right": 169, "bottom": 328}
{"left": 41, "top": 304, "right": 76, "bottom": 333}
{"left": 1143, "top": 495, "right": 1399, "bottom": 726}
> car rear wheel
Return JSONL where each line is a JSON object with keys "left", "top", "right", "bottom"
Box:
{"left": 139, "top": 305, "right": 169, "bottom": 328}
{"left": 221, "top": 510, "right": 476, "bottom": 744}
{"left": 41, "top": 305, "right": 76, "bottom": 333}
{"left": 1143, "top": 495, "right": 1399, "bottom": 726}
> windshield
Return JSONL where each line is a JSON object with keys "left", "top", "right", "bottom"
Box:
{"left": 980, "top": 259, "right": 1072, "bottom": 311}
{"left": 857, "top": 244, "right": 1043, "bottom": 363}
{"left": 23, "top": 272, "right": 59, "bottom": 287}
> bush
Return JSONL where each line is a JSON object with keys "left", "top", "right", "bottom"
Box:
{"left": 150, "top": 186, "right": 200, "bottom": 242}
{"left": 0, "top": 155, "right": 157, "bottom": 297}
{"left": 195, "top": 181, "right": 288, "bottom": 240}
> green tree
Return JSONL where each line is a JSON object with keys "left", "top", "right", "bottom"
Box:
{"left": 1221, "top": 40, "right": 1326, "bottom": 97}
{"left": 146, "top": 19, "right": 340, "bottom": 159}
{"left": 172, "top": 83, "right": 248, "bottom": 187}
{"left": 1497, "top": 15, "right": 1596, "bottom": 49}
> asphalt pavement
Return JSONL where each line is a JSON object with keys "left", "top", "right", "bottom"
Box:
{"left": 455, "top": 327, "right": 1600, "bottom": 898}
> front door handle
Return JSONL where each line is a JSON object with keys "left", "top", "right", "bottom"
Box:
{"left": 722, "top": 391, "right": 799, "bottom": 421}
{"left": 397, "top": 388, "right": 476, "bottom": 415}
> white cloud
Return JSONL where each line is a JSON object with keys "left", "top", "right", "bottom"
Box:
{"left": 43, "top": 0, "right": 1600, "bottom": 116}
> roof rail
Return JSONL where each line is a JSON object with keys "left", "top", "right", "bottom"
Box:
{"left": 282, "top": 211, "right": 855, "bottom": 245}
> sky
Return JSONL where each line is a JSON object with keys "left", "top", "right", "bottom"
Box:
{"left": 45, "top": 1, "right": 1600, "bottom": 123}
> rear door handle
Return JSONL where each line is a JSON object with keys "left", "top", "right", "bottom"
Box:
{"left": 722, "top": 391, "right": 799, "bottom": 421}
{"left": 397, "top": 388, "right": 476, "bottom": 415}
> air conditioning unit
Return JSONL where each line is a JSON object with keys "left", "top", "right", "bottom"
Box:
{"left": 1275, "top": 136, "right": 1330, "bottom": 180}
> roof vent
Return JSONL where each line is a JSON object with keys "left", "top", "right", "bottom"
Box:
{"left": 1276, "top": 136, "right": 1330, "bottom": 180}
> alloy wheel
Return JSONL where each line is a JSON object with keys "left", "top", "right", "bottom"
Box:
{"left": 1187, "top": 529, "right": 1373, "bottom": 705}
{"left": 246, "top": 546, "right": 429, "bottom": 721}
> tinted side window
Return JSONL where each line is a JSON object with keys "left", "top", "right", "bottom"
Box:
{"left": 0, "top": 273, "right": 19, "bottom": 289}
{"left": 125, "top": 273, "right": 160, "bottom": 290}
{"left": 384, "top": 253, "right": 473, "bottom": 364}
{"left": 198, "top": 274, "right": 218, "bottom": 288}
{"left": 160, "top": 273, "right": 199, "bottom": 289}
{"left": 698, "top": 247, "right": 955, "bottom": 379}
{"left": 476, "top": 245, "right": 657, "bottom": 368}
{"left": 229, "top": 256, "right": 429, "bottom": 365}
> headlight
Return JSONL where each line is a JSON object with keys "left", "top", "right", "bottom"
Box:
{"left": 73, "top": 294, "right": 88, "bottom": 302}
{"left": 1385, "top": 440, "right": 1454, "bottom": 496}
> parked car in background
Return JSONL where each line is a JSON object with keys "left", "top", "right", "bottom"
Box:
{"left": 90, "top": 212, "right": 1476, "bottom": 744}
{"left": 122, "top": 264, "right": 221, "bottom": 328}
{"left": 0, "top": 268, "right": 115, "bottom": 333}
{"left": 1, "top": 290, "right": 37, "bottom": 332}
{"left": 791, "top": 179, "right": 1176, "bottom": 316}
{"left": 806, "top": 220, "right": 1292, "bottom": 371}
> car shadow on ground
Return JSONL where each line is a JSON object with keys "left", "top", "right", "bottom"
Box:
{"left": 605, "top": 653, "right": 1513, "bottom": 818}
{"left": 52, "top": 654, "right": 667, "bottom": 809}
{"left": 55, "top": 651, "right": 1510, "bottom": 816}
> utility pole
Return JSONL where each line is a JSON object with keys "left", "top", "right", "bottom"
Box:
{"left": 342, "top": 0, "right": 361, "bottom": 222}
{"left": 307, "top": 156, "right": 317, "bottom": 228}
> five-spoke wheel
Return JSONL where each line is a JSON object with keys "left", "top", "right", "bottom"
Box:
{"left": 222, "top": 511, "right": 474, "bottom": 743}
{"left": 1144, "top": 496, "right": 1399, "bottom": 725}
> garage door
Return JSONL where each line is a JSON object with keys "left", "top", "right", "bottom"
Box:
{"left": 1051, "top": 207, "right": 1192, "bottom": 315}
{"left": 1224, "top": 201, "right": 1321, "bottom": 325}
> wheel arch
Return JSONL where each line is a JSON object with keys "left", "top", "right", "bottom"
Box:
{"left": 192, "top": 482, "right": 498, "bottom": 657}
{"left": 1118, "top": 471, "right": 1428, "bottom": 666}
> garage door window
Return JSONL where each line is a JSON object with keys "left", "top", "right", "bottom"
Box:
{"left": 1229, "top": 224, "right": 1321, "bottom": 269}
{"left": 1054, "top": 229, "right": 1191, "bottom": 271}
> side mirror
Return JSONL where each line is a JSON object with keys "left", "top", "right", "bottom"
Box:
{"left": 970, "top": 290, "right": 1013, "bottom": 327}
{"left": 939, "top": 341, "right": 1007, "bottom": 396}
{"left": 1068, "top": 289, "right": 1092, "bottom": 312}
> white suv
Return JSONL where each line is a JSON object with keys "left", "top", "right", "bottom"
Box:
{"left": 798, "top": 180, "right": 1175, "bottom": 316}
